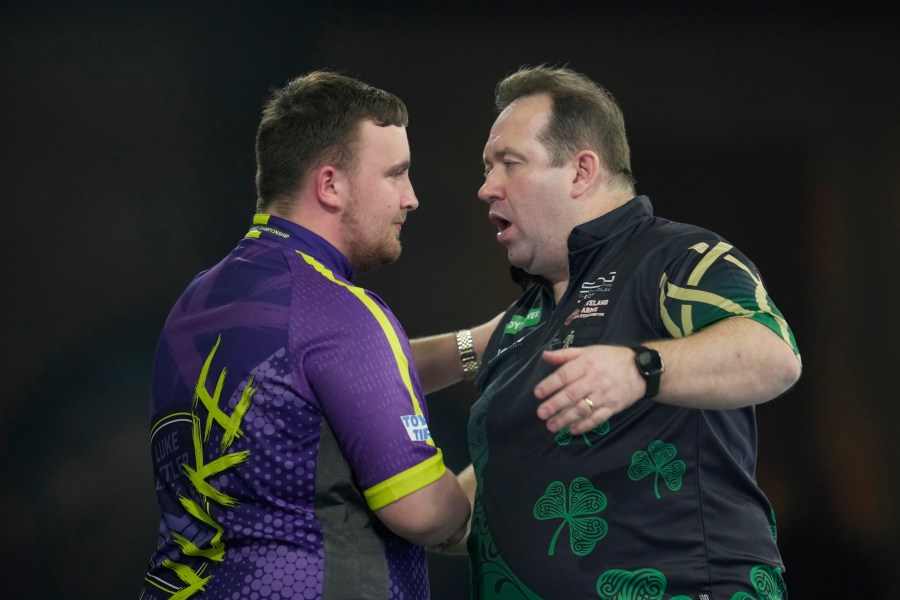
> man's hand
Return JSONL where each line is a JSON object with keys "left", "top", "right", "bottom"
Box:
{"left": 533, "top": 319, "right": 802, "bottom": 435}
{"left": 534, "top": 345, "right": 645, "bottom": 435}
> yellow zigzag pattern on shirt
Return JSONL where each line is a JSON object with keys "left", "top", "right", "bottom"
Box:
{"left": 155, "top": 335, "right": 254, "bottom": 598}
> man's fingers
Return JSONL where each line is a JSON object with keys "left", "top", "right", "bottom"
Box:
{"left": 541, "top": 348, "right": 578, "bottom": 365}
{"left": 534, "top": 349, "right": 581, "bottom": 400}
{"left": 536, "top": 387, "right": 591, "bottom": 423}
{"left": 566, "top": 406, "right": 613, "bottom": 436}
{"left": 542, "top": 395, "right": 611, "bottom": 434}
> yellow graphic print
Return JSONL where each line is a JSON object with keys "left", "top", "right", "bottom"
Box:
{"left": 164, "top": 335, "right": 254, "bottom": 598}
{"left": 659, "top": 242, "right": 797, "bottom": 356}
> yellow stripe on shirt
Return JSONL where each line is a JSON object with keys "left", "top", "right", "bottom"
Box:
{"left": 297, "top": 250, "right": 433, "bottom": 446}
{"left": 364, "top": 449, "right": 447, "bottom": 510}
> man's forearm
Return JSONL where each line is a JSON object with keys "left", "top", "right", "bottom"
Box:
{"left": 430, "top": 464, "right": 476, "bottom": 555}
{"left": 535, "top": 317, "right": 802, "bottom": 435}
{"left": 376, "top": 468, "right": 471, "bottom": 548}
{"left": 652, "top": 317, "right": 801, "bottom": 409}
{"left": 411, "top": 313, "right": 503, "bottom": 394}
{"left": 410, "top": 332, "right": 461, "bottom": 394}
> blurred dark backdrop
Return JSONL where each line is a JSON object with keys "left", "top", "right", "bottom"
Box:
{"left": 2, "top": 2, "right": 898, "bottom": 598}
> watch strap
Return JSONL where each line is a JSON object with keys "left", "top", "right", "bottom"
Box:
{"left": 631, "top": 345, "right": 663, "bottom": 399}
{"left": 456, "top": 329, "right": 480, "bottom": 381}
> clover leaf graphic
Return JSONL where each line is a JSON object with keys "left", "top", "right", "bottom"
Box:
{"left": 627, "top": 440, "right": 686, "bottom": 500}
{"left": 555, "top": 421, "right": 610, "bottom": 447}
{"left": 533, "top": 477, "right": 608, "bottom": 556}
{"left": 730, "top": 565, "right": 786, "bottom": 600}
{"left": 596, "top": 567, "right": 693, "bottom": 600}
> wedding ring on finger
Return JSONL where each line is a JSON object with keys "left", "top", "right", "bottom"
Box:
{"left": 581, "top": 396, "right": 595, "bottom": 413}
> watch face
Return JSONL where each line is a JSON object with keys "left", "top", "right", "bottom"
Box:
{"left": 635, "top": 348, "right": 663, "bottom": 374}
{"left": 633, "top": 346, "right": 663, "bottom": 399}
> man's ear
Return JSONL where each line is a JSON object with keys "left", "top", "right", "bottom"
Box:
{"left": 571, "top": 150, "right": 601, "bottom": 197}
{"left": 315, "top": 165, "right": 344, "bottom": 212}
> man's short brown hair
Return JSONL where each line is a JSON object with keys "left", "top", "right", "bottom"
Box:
{"left": 255, "top": 71, "right": 408, "bottom": 212}
{"left": 495, "top": 65, "right": 634, "bottom": 191}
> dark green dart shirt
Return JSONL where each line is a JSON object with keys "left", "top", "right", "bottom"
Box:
{"left": 468, "top": 196, "right": 799, "bottom": 600}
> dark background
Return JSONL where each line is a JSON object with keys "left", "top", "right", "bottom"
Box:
{"left": 2, "top": 2, "right": 898, "bottom": 598}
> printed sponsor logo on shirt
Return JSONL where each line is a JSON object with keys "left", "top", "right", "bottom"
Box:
{"left": 579, "top": 271, "right": 616, "bottom": 294}
{"left": 251, "top": 224, "right": 290, "bottom": 238}
{"left": 401, "top": 414, "right": 432, "bottom": 442}
{"left": 504, "top": 307, "right": 542, "bottom": 335}
{"left": 564, "top": 298, "right": 608, "bottom": 326}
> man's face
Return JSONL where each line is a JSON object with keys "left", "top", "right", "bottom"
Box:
{"left": 342, "top": 121, "right": 418, "bottom": 272}
{"left": 478, "top": 94, "right": 573, "bottom": 283}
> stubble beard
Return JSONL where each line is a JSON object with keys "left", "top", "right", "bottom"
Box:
{"left": 342, "top": 199, "right": 402, "bottom": 274}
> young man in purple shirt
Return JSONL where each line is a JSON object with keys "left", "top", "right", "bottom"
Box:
{"left": 140, "top": 71, "right": 478, "bottom": 600}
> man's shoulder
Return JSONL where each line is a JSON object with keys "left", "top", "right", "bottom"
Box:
{"left": 624, "top": 217, "right": 735, "bottom": 265}
{"left": 644, "top": 214, "right": 725, "bottom": 242}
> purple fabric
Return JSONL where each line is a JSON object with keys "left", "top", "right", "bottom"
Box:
{"left": 140, "top": 215, "right": 435, "bottom": 599}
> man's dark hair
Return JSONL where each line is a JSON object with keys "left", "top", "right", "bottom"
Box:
{"left": 255, "top": 71, "right": 409, "bottom": 212}
{"left": 495, "top": 65, "right": 634, "bottom": 191}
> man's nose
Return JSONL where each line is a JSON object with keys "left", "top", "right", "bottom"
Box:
{"left": 478, "top": 173, "right": 503, "bottom": 204}
{"left": 403, "top": 183, "right": 419, "bottom": 210}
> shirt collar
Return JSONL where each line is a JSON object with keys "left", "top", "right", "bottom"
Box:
{"left": 568, "top": 195, "right": 653, "bottom": 253}
{"left": 246, "top": 213, "right": 355, "bottom": 281}
{"left": 510, "top": 195, "right": 653, "bottom": 290}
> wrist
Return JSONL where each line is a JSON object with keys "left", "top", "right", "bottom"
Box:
{"left": 455, "top": 329, "right": 480, "bottom": 381}
{"left": 631, "top": 345, "right": 664, "bottom": 399}
{"left": 430, "top": 518, "right": 470, "bottom": 553}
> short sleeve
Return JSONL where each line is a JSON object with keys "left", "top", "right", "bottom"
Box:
{"left": 295, "top": 253, "right": 445, "bottom": 511}
{"left": 658, "top": 240, "right": 800, "bottom": 356}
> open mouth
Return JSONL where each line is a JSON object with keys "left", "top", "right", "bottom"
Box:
{"left": 489, "top": 213, "right": 512, "bottom": 233}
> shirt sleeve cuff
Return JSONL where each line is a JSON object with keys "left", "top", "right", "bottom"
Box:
{"left": 363, "top": 449, "right": 446, "bottom": 511}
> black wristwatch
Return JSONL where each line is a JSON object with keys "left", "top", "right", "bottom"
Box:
{"left": 631, "top": 345, "right": 664, "bottom": 399}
